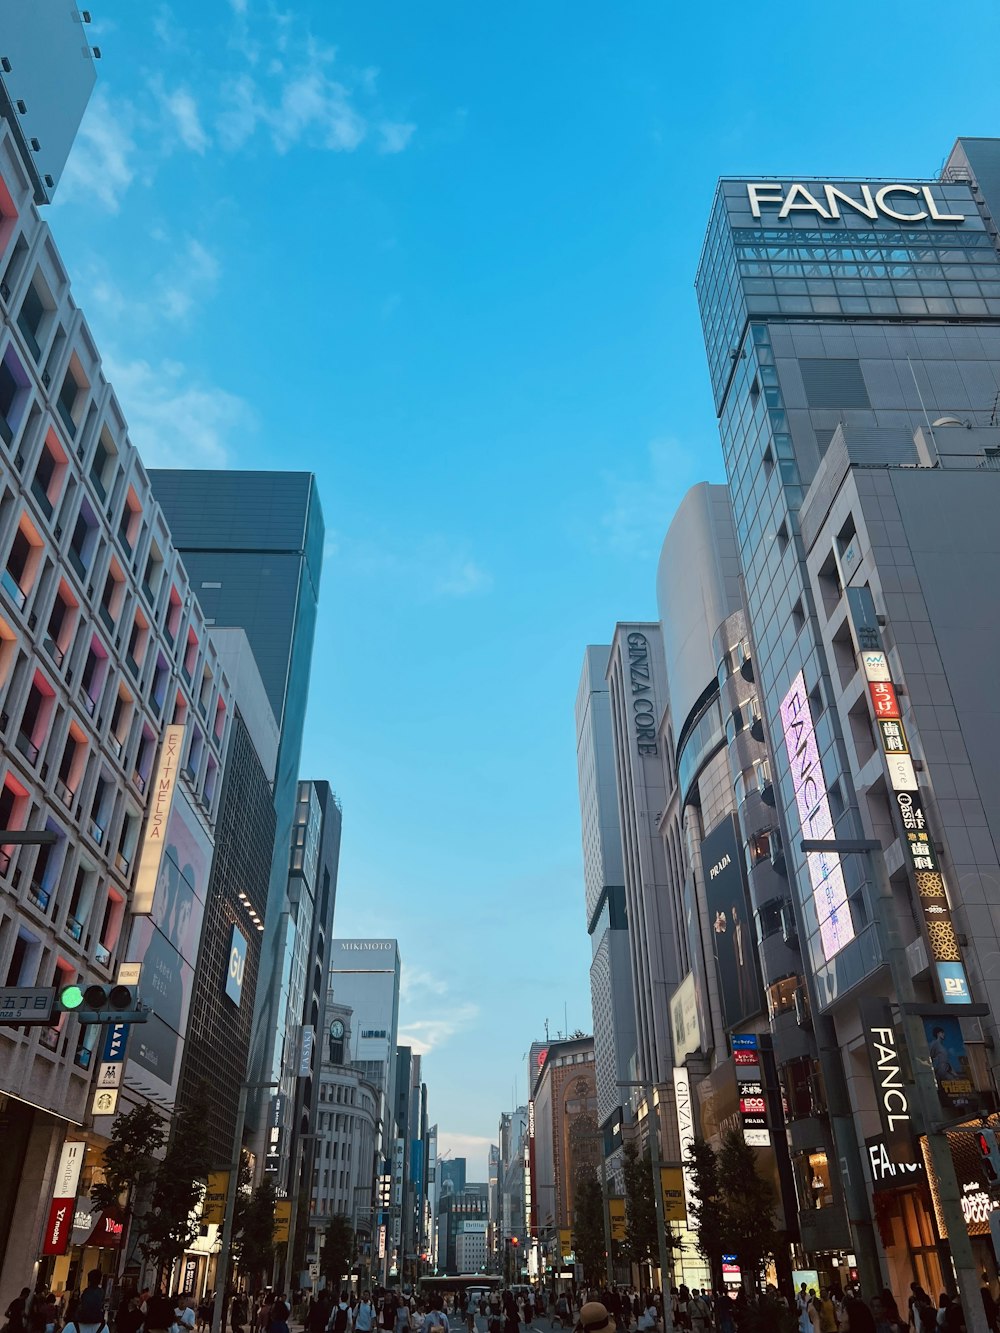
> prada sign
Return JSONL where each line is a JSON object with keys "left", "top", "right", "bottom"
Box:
{"left": 746, "top": 182, "right": 963, "bottom": 224}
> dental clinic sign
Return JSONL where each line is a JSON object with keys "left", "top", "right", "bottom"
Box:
{"left": 746, "top": 182, "right": 964, "bottom": 224}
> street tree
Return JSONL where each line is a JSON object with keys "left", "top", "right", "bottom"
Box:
{"left": 139, "top": 1091, "right": 213, "bottom": 1284}
{"left": 91, "top": 1102, "right": 167, "bottom": 1277}
{"left": 321, "top": 1214, "right": 354, "bottom": 1291}
{"left": 234, "top": 1178, "right": 277, "bottom": 1287}
{"left": 717, "top": 1129, "right": 776, "bottom": 1290}
{"left": 621, "top": 1141, "right": 657, "bottom": 1270}
{"left": 572, "top": 1172, "right": 606, "bottom": 1284}
{"left": 685, "top": 1138, "right": 726, "bottom": 1292}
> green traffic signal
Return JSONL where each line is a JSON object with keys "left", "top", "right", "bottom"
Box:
{"left": 60, "top": 984, "right": 85, "bottom": 1010}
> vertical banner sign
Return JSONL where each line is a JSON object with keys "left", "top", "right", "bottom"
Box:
{"left": 780, "top": 672, "right": 855, "bottom": 960}
{"left": 225, "top": 925, "right": 247, "bottom": 1007}
{"left": 858, "top": 997, "right": 917, "bottom": 1162}
{"left": 132, "top": 724, "right": 185, "bottom": 914}
{"left": 42, "top": 1141, "right": 86, "bottom": 1255}
{"left": 527, "top": 1099, "right": 537, "bottom": 1238}
{"left": 298, "top": 1025, "right": 315, "bottom": 1077}
{"left": 923, "top": 1016, "right": 975, "bottom": 1116}
{"left": 848, "top": 591, "right": 972, "bottom": 1005}
{"left": 274, "top": 1199, "right": 291, "bottom": 1244}
{"left": 672, "top": 1066, "right": 696, "bottom": 1224}
{"left": 732, "top": 1035, "right": 770, "bottom": 1147}
{"left": 609, "top": 1197, "right": 627, "bottom": 1241}
{"left": 659, "top": 1168, "right": 686, "bottom": 1224}
{"left": 202, "top": 1171, "right": 229, "bottom": 1225}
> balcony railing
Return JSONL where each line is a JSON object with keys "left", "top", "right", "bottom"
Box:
{"left": 56, "top": 397, "right": 77, "bottom": 439}
{"left": 55, "top": 777, "right": 74, "bottom": 808}
{"left": 115, "top": 849, "right": 130, "bottom": 875}
{"left": 88, "top": 818, "right": 105, "bottom": 846}
{"left": 15, "top": 730, "right": 39, "bottom": 764}
{"left": 81, "top": 689, "right": 97, "bottom": 717}
{"left": 28, "top": 880, "right": 50, "bottom": 911}
{"left": 30, "top": 476, "right": 53, "bottom": 518}
{"left": 42, "top": 636, "right": 64, "bottom": 667}
{"left": 1, "top": 567, "right": 27, "bottom": 609}
{"left": 16, "top": 313, "right": 41, "bottom": 363}
{"left": 132, "top": 769, "right": 146, "bottom": 794}
{"left": 98, "top": 603, "right": 115, "bottom": 634}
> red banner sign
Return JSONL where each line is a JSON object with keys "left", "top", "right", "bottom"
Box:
{"left": 42, "top": 1199, "right": 74, "bottom": 1256}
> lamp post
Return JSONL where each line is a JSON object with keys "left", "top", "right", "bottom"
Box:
{"left": 801, "top": 837, "right": 988, "bottom": 1333}
{"left": 618, "top": 1082, "right": 673, "bottom": 1333}
{"left": 283, "top": 1132, "right": 318, "bottom": 1297}
{"left": 211, "top": 1081, "right": 278, "bottom": 1333}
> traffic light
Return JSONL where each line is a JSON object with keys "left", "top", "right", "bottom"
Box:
{"left": 58, "top": 983, "right": 147, "bottom": 1024}
{"left": 977, "top": 1128, "right": 1000, "bottom": 1183}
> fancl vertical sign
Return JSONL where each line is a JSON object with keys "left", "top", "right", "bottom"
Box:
{"left": 858, "top": 998, "right": 917, "bottom": 1163}
{"left": 780, "top": 672, "right": 855, "bottom": 960}
{"left": 132, "top": 724, "right": 185, "bottom": 914}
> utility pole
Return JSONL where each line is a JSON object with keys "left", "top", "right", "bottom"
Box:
{"left": 599, "top": 1149, "right": 613, "bottom": 1288}
{"left": 803, "top": 838, "right": 988, "bottom": 1333}
{"left": 212, "top": 1081, "right": 277, "bottom": 1333}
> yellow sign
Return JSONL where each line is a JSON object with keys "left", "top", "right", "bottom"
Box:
{"left": 133, "top": 725, "right": 186, "bottom": 914}
{"left": 661, "top": 1166, "right": 686, "bottom": 1224}
{"left": 202, "top": 1172, "right": 229, "bottom": 1225}
{"left": 274, "top": 1199, "right": 292, "bottom": 1244}
{"left": 558, "top": 1227, "right": 573, "bottom": 1259}
{"left": 609, "top": 1196, "right": 627, "bottom": 1242}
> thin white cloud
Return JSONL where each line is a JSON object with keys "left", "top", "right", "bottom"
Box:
{"left": 324, "top": 532, "right": 493, "bottom": 602}
{"left": 162, "top": 86, "right": 210, "bottom": 153}
{"left": 58, "top": 87, "right": 135, "bottom": 213}
{"left": 216, "top": 74, "right": 261, "bottom": 150}
{"left": 157, "top": 239, "right": 220, "bottom": 321}
{"left": 600, "top": 436, "right": 701, "bottom": 559}
{"left": 272, "top": 68, "right": 366, "bottom": 154}
{"left": 80, "top": 237, "right": 220, "bottom": 327}
{"left": 400, "top": 965, "right": 449, "bottom": 1003}
{"left": 397, "top": 1003, "right": 480, "bottom": 1056}
{"left": 378, "top": 121, "right": 416, "bottom": 154}
{"left": 102, "top": 354, "right": 255, "bottom": 469}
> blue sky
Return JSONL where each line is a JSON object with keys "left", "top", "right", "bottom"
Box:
{"left": 55, "top": 0, "right": 1000, "bottom": 1177}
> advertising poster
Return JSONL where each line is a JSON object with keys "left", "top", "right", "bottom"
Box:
{"left": 924, "top": 1016, "right": 975, "bottom": 1115}
{"left": 701, "top": 814, "right": 763, "bottom": 1030}
{"left": 125, "top": 792, "right": 213, "bottom": 1103}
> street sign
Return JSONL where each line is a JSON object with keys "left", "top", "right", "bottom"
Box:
{"left": 91, "top": 1087, "right": 119, "bottom": 1117}
{"left": 117, "top": 962, "right": 141, "bottom": 985}
{"left": 96, "top": 1062, "right": 122, "bottom": 1089}
{"left": 0, "top": 986, "right": 56, "bottom": 1025}
{"left": 102, "top": 1024, "right": 128, "bottom": 1064}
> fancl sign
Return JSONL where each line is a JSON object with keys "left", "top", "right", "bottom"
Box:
{"left": 746, "top": 182, "right": 964, "bottom": 224}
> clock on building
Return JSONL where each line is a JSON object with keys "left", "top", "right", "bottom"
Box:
{"left": 330, "top": 1019, "right": 345, "bottom": 1040}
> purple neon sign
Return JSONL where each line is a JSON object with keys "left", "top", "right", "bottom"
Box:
{"left": 780, "top": 671, "right": 855, "bottom": 960}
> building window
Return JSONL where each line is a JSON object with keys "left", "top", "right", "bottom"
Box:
{"left": 80, "top": 636, "right": 108, "bottom": 716}
{"left": 0, "top": 346, "right": 28, "bottom": 446}
{"left": 3, "top": 515, "right": 43, "bottom": 609}
{"left": 45, "top": 580, "right": 77, "bottom": 666}
{"left": 31, "top": 431, "right": 66, "bottom": 517}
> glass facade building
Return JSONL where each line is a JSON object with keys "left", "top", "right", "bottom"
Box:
{"left": 695, "top": 155, "right": 1000, "bottom": 1291}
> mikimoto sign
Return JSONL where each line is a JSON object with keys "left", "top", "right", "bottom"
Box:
{"left": 746, "top": 182, "right": 964, "bottom": 223}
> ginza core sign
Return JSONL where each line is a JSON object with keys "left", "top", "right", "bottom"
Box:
{"left": 745, "top": 182, "right": 964, "bottom": 223}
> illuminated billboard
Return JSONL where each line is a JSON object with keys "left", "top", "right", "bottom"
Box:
{"left": 779, "top": 672, "right": 855, "bottom": 960}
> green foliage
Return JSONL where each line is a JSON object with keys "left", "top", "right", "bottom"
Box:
{"left": 717, "top": 1130, "right": 776, "bottom": 1288}
{"left": 685, "top": 1138, "right": 726, "bottom": 1291}
{"left": 321, "top": 1214, "right": 354, "bottom": 1289}
{"left": 621, "top": 1141, "right": 657, "bottom": 1266}
{"left": 91, "top": 1103, "right": 166, "bottom": 1214}
{"left": 234, "top": 1178, "right": 277, "bottom": 1285}
{"left": 139, "top": 1092, "right": 214, "bottom": 1282}
{"left": 686, "top": 1133, "right": 777, "bottom": 1292}
{"left": 572, "top": 1173, "right": 606, "bottom": 1284}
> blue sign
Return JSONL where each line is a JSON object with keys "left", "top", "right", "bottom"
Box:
{"left": 937, "top": 962, "right": 971, "bottom": 1005}
{"left": 225, "top": 925, "right": 248, "bottom": 1007}
{"left": 102, "top": 1023, "right": 128, "bottom": 1064}
{"left": 731, "top": 1034, "right": 758, "bottom": 1050}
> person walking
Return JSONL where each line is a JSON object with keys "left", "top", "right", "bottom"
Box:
{"left": 551, "top": 1294, "right": 569, "bottom": 1331}
{"left": 231, "top": 1293, "right": 250, "bottom": 1333}
{"left": 688, "top": 1291, "right": 710, "bottom": 1333}
{"left": 842, "top": 1292, "right": 876, "bottom": 1333}
{"left": 356, "top": 1293, "right": 377, "bottom": 1333}
{"left": 328, "top": 1294, "right": 353, "bottom": 1333}
{"left": 422, "top": 1296, "right": 450, "bottom": 1333}
{"left": 145, "top": 1288, "right": 176, "bottom": 1333}
{"left": 5, "top": 1290, "right": 30, "bottom": 1333}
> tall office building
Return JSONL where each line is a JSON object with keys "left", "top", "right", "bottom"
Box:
{"left": 575, "top": 646, "right": 636, "bottom": 1181}
{"left": 0, "top": 102, "right": 240, "bottom": 1292}
{"left": 328, "top": 938, "right": 401, "bottom": 1165}
{"left": 605, "top": 624, "right": 680, "bottom": 1089}
{"left": 176, "top": 629, "right": 277, "bottom": 1171}
{"left": 148, "top": 469, "right": 324, "bottom": 1158}
{"left": 530, "top": 1038, "right": 597, "bottom": 1258}
{"left": 695, "top": 152, "right": 1000, "bottom": 1293}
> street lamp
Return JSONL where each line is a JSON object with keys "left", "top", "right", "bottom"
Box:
{"left": 211, "top": 1081, "right": 278, "bottom": 1333}
{"left": 801, "top": 837, "right": 988, "bottom": 1333}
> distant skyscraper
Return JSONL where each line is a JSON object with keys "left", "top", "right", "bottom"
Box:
{"left": 328, "top": 938, "right": 401, "bottom": 1165}
{"left": 148, "top": 469, "right": 324, "bottom": 1155}
{"left": 575, "top": 646, "right": 637, "bottom": 1158}
{"left": 439, "top": 1157, "right": 467, "bottom": 1197}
